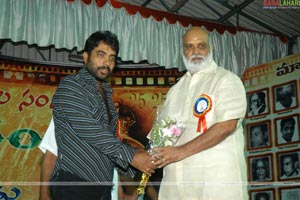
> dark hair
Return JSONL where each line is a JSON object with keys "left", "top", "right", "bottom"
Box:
{"left": 248, "top": 91, "right": 266, "bottom": 111}
{"left": 257, "top": 91, "right": 266, "bottom": 101}
{"left": 84, "top": 31, "right": 119, "bottom": 56}
{"left": 250, "top": 124, "right": 268, "bottom": 134}
{"left": 255, "top": 192, "right": 269, "bottom": 200}
{"left": 280, "top": 117, "right": 295, "bottom": 128}
{"left": 282, "top": 153, "right": 299, "bottom": 163}
{"left": 250, "top": 124, "right": 269, "bottom": 148}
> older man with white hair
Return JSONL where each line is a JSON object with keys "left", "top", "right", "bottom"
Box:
{"left": 153, "top": 26, "right": 248, "bottom": 200}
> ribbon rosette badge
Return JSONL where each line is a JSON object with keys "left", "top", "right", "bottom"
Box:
{"left": 136, "top": 117, "right": 185, "bottom": 196}
{"left": 193, "top": 94, "right": 212, "bottom": 133}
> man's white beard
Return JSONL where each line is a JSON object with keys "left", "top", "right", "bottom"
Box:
{"left": 182, "top": 51, "right": 213, "bottom": 74}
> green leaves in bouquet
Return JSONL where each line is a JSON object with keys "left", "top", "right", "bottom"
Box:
{"left": 149, "top": 118, "right": 179, "bottom": 147}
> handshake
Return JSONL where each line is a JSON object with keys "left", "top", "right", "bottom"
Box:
{"left": 132, "top": 145, "right": 184, "bottom": 195}
{"left": 131, "top": 147, "right": 172, "bottom": 196}
{"left": 131, "top": 146, "right": 176, "bottom": 176}
{"left": 132, "top": 117, "right": 185, "bottom": 175}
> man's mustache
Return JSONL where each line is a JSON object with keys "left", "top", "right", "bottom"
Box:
{"left": 97, "top": 66, "right": 111, "bottom": 72}
{"left": 190, "top": 54, "right": 205, "bottom": 60}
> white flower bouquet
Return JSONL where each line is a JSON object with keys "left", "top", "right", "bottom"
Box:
{"left": 149, "top": 117, "right": 184, "bottom": 148}
{"left": 137, "top": 117, "right": 185, "bottom": 195}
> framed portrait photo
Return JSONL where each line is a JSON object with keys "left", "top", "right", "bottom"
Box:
{"left": 247, "top": 88, "right": 270, "bottom": 118}
{"left": 274, "top": 114, "right": 300, "bottom": 146}
{"left": 276, "top": 150, "right": 300, "bottom": 181}
{"left": 248, "top": 154, "right": 274, "bottom": 183}
{"left": 250, "top": 189, "right": 275, "bottom": 200}
{"left": 279, "top": 186, "right": 300, "bottom": 200}
{"left": 246, "top": 120, "right": 272, "bottom": 150}
{"left": 272, "top": 81, "right": 299, "bottom": 113}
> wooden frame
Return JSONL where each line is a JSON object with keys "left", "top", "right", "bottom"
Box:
{"left": 249, "top": 188, "right": 275, "bottom": 200}
{"left": 272, "top": 80, "right": 299, "bottom": 113}
{"left": 278, "top": 186, "right": 300, "bottom": 200}
{"left": 248, "top": 153, "right": 274, "bottom": 183}
{"left": 274, "top": 114, "right": 300, "bottom": 146}
{"left": 246, "top": 120, "right": 272, "bottom": 151}
{"left": 246, "top": 88, "right": 270, "bottom": 118}
{"left": 276, "top": 150, "right": 300, "bottom": 181}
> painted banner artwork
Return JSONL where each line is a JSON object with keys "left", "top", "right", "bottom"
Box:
{"left": 0, "top": 58, "right": 182, "bottom": 199}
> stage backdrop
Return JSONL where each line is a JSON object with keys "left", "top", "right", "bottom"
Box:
{"left": 2, "top": 54, "right": 299, "bottom": 200}
{"left": 242, "top": 54, "right": 300, "bottom": 200}
{"left": 0, "top": 57, "right": 183, "bottom": 200}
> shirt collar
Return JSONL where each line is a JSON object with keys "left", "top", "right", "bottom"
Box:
{"left": 78, "top": 67, "right": 112, "bottom": 94}
{"left": 78, "top": 67, "right": 99, "bottom": 90}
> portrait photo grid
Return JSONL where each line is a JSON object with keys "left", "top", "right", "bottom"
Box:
{"left": 242, "top": 54, "right": 300, "bottom": 200}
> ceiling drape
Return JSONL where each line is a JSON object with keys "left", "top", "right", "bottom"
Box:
{"left": 0, "top": 0, "right": 288, "bottom": 74}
